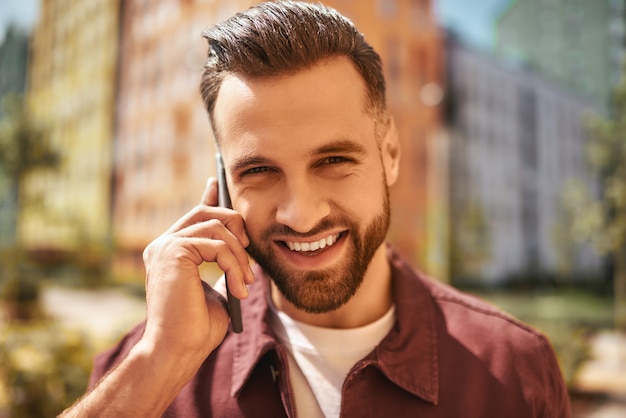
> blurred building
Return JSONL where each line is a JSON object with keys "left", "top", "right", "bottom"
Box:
{"left": 113, "top": 0, "right": 448, "bottom": 280}
{"left": 331, "top": 0, "right": 447, "bottom": 279}
{"left": 447, "top": 35, "right": 601, "bottom": 285}
{"left": 112, "top": 0, "right": 258, "bottom": 277}
{"left": 22, "top": 0, "right": 120, "bottom": 261}
{"left": 0, "top": 25, "right": 30, "bottom": 248}
{"left": 496, "top": 0, "right": 625, "bottom": 115}
{"left": 0, "top": 25, "right": 29, "bottom": 110}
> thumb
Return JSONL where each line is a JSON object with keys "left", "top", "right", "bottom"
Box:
{"left": 200, "top": 177, "right": 219, "bottom": 206}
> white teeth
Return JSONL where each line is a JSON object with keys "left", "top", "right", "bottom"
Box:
{"left": 285, "top": 233, "right": 340, "bottom": 252}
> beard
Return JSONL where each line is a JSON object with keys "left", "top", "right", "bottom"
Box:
{"left": 246, "top": 186, "right": 390, "bottom": 314}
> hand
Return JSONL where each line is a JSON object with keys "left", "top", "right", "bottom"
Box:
{"left": 140, "top": 177, "right": 254, "bottom": 364}
{"left": 59, "top": 178, "right": 255, "bottom": 417}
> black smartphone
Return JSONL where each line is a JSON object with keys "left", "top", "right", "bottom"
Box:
{"left": 216, "top": 153, "right": 244, "bottom": 333}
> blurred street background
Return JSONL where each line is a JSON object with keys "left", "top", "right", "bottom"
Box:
{"left": 1, "top": 0, "right": 625, "bottom": 416}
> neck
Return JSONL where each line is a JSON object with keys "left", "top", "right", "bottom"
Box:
{"left": 270, "top": 244, "right": 392, "bottom": 329}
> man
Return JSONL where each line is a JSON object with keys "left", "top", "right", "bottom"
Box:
{"left": 62, "top": 1, "right": 570, "bottom": 417}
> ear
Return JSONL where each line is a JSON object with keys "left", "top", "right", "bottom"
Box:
{"left": 381, "top": 118, "right": 401, "bottom": 187}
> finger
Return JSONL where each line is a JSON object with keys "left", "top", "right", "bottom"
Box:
{"left": 146, "top": 235, "right": 249, "bottom": 298}
{"left": 200, "top": 177, "right": 218, "bottom": 207}
{"left": 165, "top": 206, "right": 250, "bottom": 248}
{"left": 184, "top": 237, "right": 250, "bottom": 298}
{"left": 172, "top": 219, "right": 253, "bottom": 282}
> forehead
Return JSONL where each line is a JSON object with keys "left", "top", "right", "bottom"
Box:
{"left": 212, "top": 57, "right": 376, "bottom": 157}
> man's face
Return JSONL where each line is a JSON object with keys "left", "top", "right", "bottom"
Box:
{"left": 213, "top": 57, "right": 399, "bottom": 314}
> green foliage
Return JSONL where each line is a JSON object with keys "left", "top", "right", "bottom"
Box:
{"left": 0, "top": 93, "right": 59, "bottom": 181}
{"left": 538, "top": 321, "right": 591, "bottom": 386}
{"left": 0, "top": 93, "right": 59, "bottom": 251}
{"left": 560, "top": 70, "right": 626, "bottom": 329}
{"left": 0, "top": 322, "right": 93, "bottom": 417}
{"left": 561, "top": 77, "right": 626, "bottom": 256}
{"left": 450, "top": 200, "right": 492, "bottom": 282}
{"left": 0, "top": 246, "right": 45, "bottom": 321}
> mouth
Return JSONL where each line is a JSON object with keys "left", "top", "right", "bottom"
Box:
{"left": 283, "top": 232, "right": 343, "bottom": 253}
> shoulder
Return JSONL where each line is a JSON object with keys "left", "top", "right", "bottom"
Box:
{"left": 429, "top": 278, "right": 544, "bottom": 343}
{"left": 417, "top": 270, "right": 555, "bottom": 365}
{"left": 430, "top": 281, "right": 570, "bottom": 415}
{"left": 389, "top": 246, "right": 563, "bottom": 378}
{"left": 387, "top": 247, "right": 570, "bottom": 415}
{"left": 388, "top": 246, "right": 547, "bottom": 351}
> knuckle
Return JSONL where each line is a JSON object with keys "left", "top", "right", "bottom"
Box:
{"left": 206, "top": 218, "right": 223, "bottom": 229}
{"left": 142, "top": 243, "right": 154, "bottom": 262}
{"left": 143, "top": 236, "right": 171, "bottom": 261}
{"left": 214, "top": 240, "right": 229, "bottom": 254}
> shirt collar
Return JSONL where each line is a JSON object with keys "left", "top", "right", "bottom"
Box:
{"left": 374, "top": 245, "right": 439, "bottom": 404}
{"left": 229, "top": 244, "right": 439, "bottom": 405}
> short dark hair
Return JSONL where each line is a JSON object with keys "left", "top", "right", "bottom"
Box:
{"left": 200, "top": 1, "right": 387, "bottom": 140}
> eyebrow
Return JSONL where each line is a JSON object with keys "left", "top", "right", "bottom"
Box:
{"left": 313, "top": 139, "right": 368, "bottom": 156}
{"left": 230, "top": 155, "right": 273, "bottom": 174}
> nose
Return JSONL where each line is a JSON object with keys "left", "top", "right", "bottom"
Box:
{"left": 275, "top": 177, "right": 331, "bottom": 233}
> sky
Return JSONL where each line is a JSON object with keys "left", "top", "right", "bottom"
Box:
{"left": 0, "top": 0, "right": 38, "bottom": 43}
{"left": 436, "top": 0, "right": 514, "bottom": 51}
{"left": 0, "top": 0, "right": 514, "bottom": 49}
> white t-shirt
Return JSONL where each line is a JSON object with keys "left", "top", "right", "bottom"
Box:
{"left": 269, "top": 303, "right": 396, "bottom": 418}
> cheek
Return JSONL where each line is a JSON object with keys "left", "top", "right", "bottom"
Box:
{"left": 349, "top": 163, "right": 387, "bottom": 201}
{"left": 335, "top": 178, "right": 387, "bottom": 219}
{"left": 232, "top": 194, "right": 273, "bottom": 237}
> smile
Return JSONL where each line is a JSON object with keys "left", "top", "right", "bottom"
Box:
{"left": 284, "top": 233, "right": 342, "bottom": 252}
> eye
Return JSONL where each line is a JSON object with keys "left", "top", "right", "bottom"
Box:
{"left": 319, "top": 156, "right": 350, "bottom": 166}
{"left": 243, "top": 166, "right": 270, "bottom": 175}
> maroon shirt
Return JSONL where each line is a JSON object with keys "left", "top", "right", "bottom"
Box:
{"left": 90, "top": 245, "right": 570, "bottom": 417}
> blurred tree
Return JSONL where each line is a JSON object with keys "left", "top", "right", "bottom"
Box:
{"left": 0, "top": 323, "right": 92, "bottom": 417}
{"left": 450, "top": 200, "right": 492, "bottom": 283}
{"left": 0, "top": 93, "right": 59, "bottom": 320}
{"left": 562, "top": 75, "right": 626, "bottom": 330}
{"left": 0, "top": 93, "right": 58, "bottom": 219}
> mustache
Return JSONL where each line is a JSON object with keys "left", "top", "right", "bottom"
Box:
{"left": 260, "top": 218, "right": 350, "bottom": 240}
